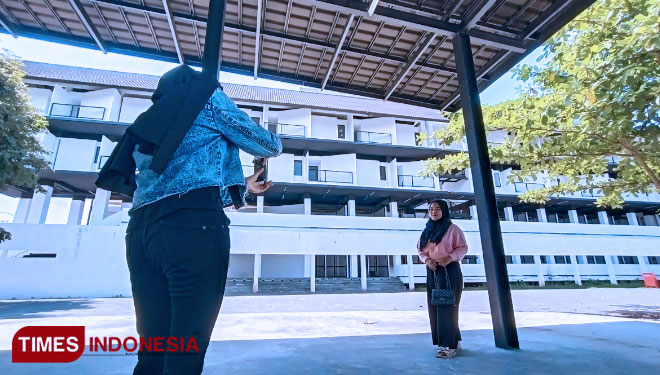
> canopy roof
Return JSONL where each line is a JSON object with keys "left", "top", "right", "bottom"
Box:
{"left": 0, "top": 0, "right": 594, "bottom": 111}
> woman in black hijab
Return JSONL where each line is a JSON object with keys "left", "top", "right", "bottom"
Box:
{"left": 417, "top": 199, "right": 468, "bottom": 358}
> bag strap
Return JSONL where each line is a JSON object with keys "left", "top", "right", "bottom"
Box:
{"left": 434, "top": 266, "right": 452, "bottom": 290}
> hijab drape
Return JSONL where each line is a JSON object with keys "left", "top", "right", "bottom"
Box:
{"left": 419, "top": 199, "right": 453, "bottom": 250}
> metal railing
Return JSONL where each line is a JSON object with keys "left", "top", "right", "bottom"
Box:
{"left": 354, "top": 131, "right": 393, "bottom": 144}
{"left": 266, "top": 122, "right": 306, "bottom": 137}
{"left": 514, "top": 182, "right": 545, "bottom": 193}
{"left": 97, "top": 155, "right": 110, "bottom": 170}
{"left": 310, "top": 169, "right": 354, "bottom": 184}
{"left": 49, "top": 103, "right": 106, "bottom": 120}
{"left": 397, "top": 175, "right": 435, "bottom": 188}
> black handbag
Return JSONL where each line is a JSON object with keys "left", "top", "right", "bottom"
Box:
{"left": 431, "top": 267, "right": 455, "bottom": 306}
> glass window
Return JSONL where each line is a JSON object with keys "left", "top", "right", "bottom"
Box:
{"left": 379, "top": 166, "right": 387, "bottom": 181}
{"left": 309, "top": 166, "right": 319, "bottom": 181}
{"left": 648, "top": 256, "right": 659, "bottom": 265}
{"left": 338, "top": 125, "right": 345, "bottom": 139}
{"left": 505, "top": 255, "right": 514, "bottom": 264}
{"left": 294, "top": 160, "right": 302, "bottom": 176}
{"left": 617, "top": 256, "right": 638, "bottom": 265}
{"left": 586, "top": 255, "right": 606, "bottom": 264}
{"left": 93, "top": 146, "right": 101, "bottom": 163}
{"left": 554, "top": 255, "right": 571, "bottom": 264}
{"left": 461, "top": 255, "right": 478, "bottom": 264}
{"left": 520, "top": 255, "right": 535, "bottom": 264}
{"left": 251, "top": 116, "right": 261, "bottom": 125}
{"left": 494, "top": 172, "right": 501, "bottom": 187}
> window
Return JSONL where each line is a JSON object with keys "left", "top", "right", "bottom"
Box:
{"left": 93, "top": 146, "right": 101, "bottom": 163}
{"left": 309, "top": 166, "right": 319, "bottom": 181}
{"left": 367, "top": 256, "right": 389, "bottom": 277}
{"left": 414, "top": 132, "right": 421, "bottom": 145}
{"left": 648, "top": 256, "right": 660, "bottom": 265}
{"left": 540, "top": 256, "right": 548, "bottom": 264}
{"left": 493, "top": 172, "right": 501, "bottom": 187}
{"left": 554, "top": 255, "right": 571, "bottom": 264}
{"left": 379, "top": 166, "right": 387, "bottom": 181}
{"left": 520, "top": 255, "right": 535, "bottom": 264}
{"left": 461, "top": 255, "right": 478, "bottom": 264}
{"left": 505, "top": 255, "right": 514, "bottom": 264}
{"left": 294, "top": 160, "right": 302, "bottom": 176}
{"left": 586, "top": 256, "right": 606, "bottom": 264}
{"left": 338, "top": 124, "right": 345, "bottom": 139}
{"left": 251, "top": 116, "right": 261, "bottom": 125}
{"left": 617, "top": 256, "right": 638, "bottom": 265}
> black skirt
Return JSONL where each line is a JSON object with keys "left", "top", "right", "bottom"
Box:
{"left": 426, "top": 261, "right": 463, "bottom": 348}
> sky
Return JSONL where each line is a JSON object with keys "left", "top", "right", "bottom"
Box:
{"left": 0, "top": 34, "right": 547, "bottom": 223}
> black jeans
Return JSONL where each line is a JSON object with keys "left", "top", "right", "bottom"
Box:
{"left": 125, "top": 208, "right": 231, "bottom": 375}
{"left": 426, "top": 261, "right": 463, "bottom": 349}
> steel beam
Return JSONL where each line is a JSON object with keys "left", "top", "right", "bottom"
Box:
{"left": 0, "top": 7, "right": 18, "bottom": 37}
{"left": 68, "top": 0, "right": 107, "bottom": 52}
{"left": 384, "top": 32, "right": 435, "bottom": 100}
{"left": 463, "top": 0, "right": 497, "bottom": 30}
{"left": 254, "top": 0, "right": 263, "bottom": 78}
{"left": 84, "top": 0, "right": 457, "bottom": 74}
{"left": 162, "top": 0, "right": 184, "bottom": 64}
{"left": 321, "top": 14, "right": 354, "bottom": 89}
{"left": 453, "top": 32, "right": 518, "bottom": 349}
{"left": 203, "top": 0, "right": 226, "bottom": 78}
{"left": 298, "top": 0, "right": 527, "bottom": 53}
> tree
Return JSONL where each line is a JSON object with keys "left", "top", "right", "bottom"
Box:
{"left": 0, "top": 51, "right": 50, "bottom": 241}
{"left": 421, "top": 0, "right": 660, "bottom": 208}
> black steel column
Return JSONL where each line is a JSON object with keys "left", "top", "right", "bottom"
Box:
{"left": 202, "top": 0, "right": 227, "bottom": 79}
{"left": 452, "top": 32, "right": 519, "bottom": 349}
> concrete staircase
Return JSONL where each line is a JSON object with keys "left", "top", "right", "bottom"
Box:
{"left": 225, "top": 277, "right": 407, "bottom": 295}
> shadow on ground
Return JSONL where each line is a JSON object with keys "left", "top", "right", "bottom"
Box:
{"left": 2, "top": 321, "right": 658, "bottom": 374}
{"left": 0, "top": 300, "right": 98, "bottom": 319}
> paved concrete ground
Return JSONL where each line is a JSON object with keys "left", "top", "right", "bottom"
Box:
{"left": 1, "top": 288, "right": 659, "bottom": 374}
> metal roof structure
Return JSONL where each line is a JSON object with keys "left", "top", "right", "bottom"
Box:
{"left": 0, "top": 0, "right": 598, "bottom": 349}
{"left": 22, "top": 60, "right": 445, "bottom": 120}
{"left": 2, "top": 0, "right": 594, "bottom": 111}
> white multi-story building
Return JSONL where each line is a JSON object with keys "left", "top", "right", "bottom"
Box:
{"left": 1, "top": 61, "right": 659, "bottom": 298}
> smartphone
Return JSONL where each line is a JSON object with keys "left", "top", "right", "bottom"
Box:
{"left": 253, "top": 157, "right": 267, "bottom": 182}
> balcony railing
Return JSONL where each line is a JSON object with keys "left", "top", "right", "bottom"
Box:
{"left": 514, "top": 182, "right": 545, "bottom": 193}
{"left": 398, "top": 175, "right": 435, "bottom": 188}
{"left": 354, "top": 131, "right": 393, "bottom": 144}
{"left": 310, "top": 170, "right": 354, "bottom": 184}
{"left": 49, "top": 103, "right": 106, "bottom": 120}
{"left": 266, "top": 122, "right": 306, "bottom": 137}
{"left": 438, "top": 171, "right": 467, "bottom": 182}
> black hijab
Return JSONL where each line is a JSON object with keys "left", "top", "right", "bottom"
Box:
{"left": 419, "top": 199, "right": 453, "bottom": 249}
{"left": 95, "top": 65, "right": 218, "bottom": 195}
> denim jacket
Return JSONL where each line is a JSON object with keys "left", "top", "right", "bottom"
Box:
{"left": 130, "top": 87, "right": 282, "bottom": 212}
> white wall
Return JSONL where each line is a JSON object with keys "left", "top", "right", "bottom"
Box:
{"left": 119, "top": 97, "right": 151, "bottom": 123}
{"left": 268, "top": 153, "right": 295, "bottom": 183}
{"left": 227, "top": 254, "right": 254, "bottom": 278}
{"left": 261, "top": 255, "right": 305, "bottom": 278}
{"left": 1, "top": 216, "right": 659, "bottom": 297}
{"left": 27, "top": 87, "right": 52, "bottom": 114}
{"left": 311, "top": 115, "right": 340, "bottom": 140}
{"left": 53, "top": 138, "right": 97, "bottom": 171}
{"left": 396, "top": 123, "right": 418, "bottom": 146}
{"left": 35, "top": 131, "right": 59, "bottom": 165}
{"left": 356, "top": 159, "right": 382, "bottom": 187}
{"left": 355, "top": 117, "right": 396, "bottom": 144}
{"left": 275, "top": 108, "right": 311, "bottom": 137}
{"left": 79, "top": 88, "right": 121, "bottom": 121}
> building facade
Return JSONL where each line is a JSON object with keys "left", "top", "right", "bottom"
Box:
{"left": 1, "top": 62, "right": 659, "bottom": 298}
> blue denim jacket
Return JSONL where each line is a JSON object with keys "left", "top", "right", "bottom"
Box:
{"left": 130, "top": 88, "right": 282, "bottom": 212}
